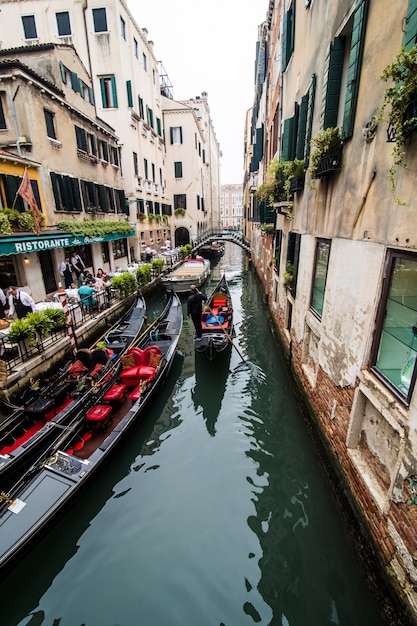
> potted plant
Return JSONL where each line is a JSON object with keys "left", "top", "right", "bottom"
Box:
{"left": 180, "top": 243, "right": 192, "bottom": 259}
{"left": 136, "top": 263, "right": 152, "bottom": 286}
{"left": 7, "top": 317, "right": 36, "bottom": 353}
{"left": 282, "top": 261, "right": 294, "bottom": 291}
{"left": 309, "top": 127, "right": 343, "bottom": 179}
{"left": 379, "top": 45, "right": 417, "bottom": 204}
{"left": 174, "top": 208, "right": 186, "bottom": 217}
{"left": 256, "top": 158, "right": 288, "bottom": 206}
{"left": 151, "top": 258, "right": 164, "bottom": 275}
{"left": 138, "top": 212, "right": 146, "bottom": 221}
{"left": 25, "top": 311, "right": 55, "bottom": 347}
{"left": 287, "top": 159, "right": 306, "bottom": 193}
{"left": 148, "top": 213, "right": 156, "bottom": 221}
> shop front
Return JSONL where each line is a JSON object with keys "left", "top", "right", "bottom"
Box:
{"left": 0, "top": 229, "right": 134, "bottom": 302}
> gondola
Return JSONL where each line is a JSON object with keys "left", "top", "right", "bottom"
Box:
{"left": 0, "top": 292, "right": 147, "bottom": 489}
{"left": 161, "top": 255, "right": 210, "bottom": 294}
{"left": 0, "top": 291, "right": 182, "bottom": 576}
{"left": 194, "top": 274, "right": 235, "bottom": 360}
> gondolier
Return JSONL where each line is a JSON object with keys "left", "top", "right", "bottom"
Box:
{"left": 187, "top": 285, "right": 206, "bottom": 339}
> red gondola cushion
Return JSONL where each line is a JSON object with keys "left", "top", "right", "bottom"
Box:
{"left": 128, "top": 385, "right": 141, "bottom": 401}
{"left": 120, "top": 365, "right": 156, "bottom": 387}
{"left": 86, "top": 404, "right": 112, "bottom": 422}
{"left": 103, "top": 384, "right": 126, "bottom": 402}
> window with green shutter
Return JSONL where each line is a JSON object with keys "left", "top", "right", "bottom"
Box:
{"left": 321, "top": 38, "right": 345, "bottom": 130}
{"left": 281, "top": 2, "right": 295, "bottom": 72}
{"left": 342, "top": 0, "right": 369, "bottom": 139}
{"left": 304, "top": 74, "right": 316, "bottom": 165}
{"left": 296, "top": 95, "right": 308, "bottom": 160}
{"left": 126, "top": 80, "right": 133, "bottom": 107}
{"left": 100, "top": 76, "right": 118, "bottom": 108}
{"left": 282, "top": 117, "right": 295, "bottom": 161}
{"left": 403, "top": 0, "right": 417, "bottom": 49}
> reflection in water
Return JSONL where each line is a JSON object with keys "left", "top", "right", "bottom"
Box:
{"left": 192, "top": 349, "right": 231, "bottom": 435}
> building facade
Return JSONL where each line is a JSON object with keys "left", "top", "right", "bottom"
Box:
{"left": 220, "top": 184, "right": 243, "bottom": 229}
{"left": 245, "top": 0, "right": 417, "bottom": 618}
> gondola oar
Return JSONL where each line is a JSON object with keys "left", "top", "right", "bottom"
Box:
{"left": 206, "top": 306, "right": 246, "bottom": 363}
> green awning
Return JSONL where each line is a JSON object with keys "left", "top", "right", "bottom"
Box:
{"left": 0, "top": 230, "right": 135, "bottom": 256}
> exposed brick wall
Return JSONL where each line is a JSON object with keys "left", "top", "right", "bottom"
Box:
{"left": 252, "top": 261, "right": 415, "bottom": 621}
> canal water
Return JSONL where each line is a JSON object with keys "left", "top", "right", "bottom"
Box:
{"left": 2, "top": 244, "right": 393, "bottom": 625}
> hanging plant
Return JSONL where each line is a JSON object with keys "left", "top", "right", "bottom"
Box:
{"left": 174, "top": 208, "right": 186, "bottom": 217}
{"left": 56, "top": 220, "right": 132, "bottom": 237}
{"left": 378, "top": 45, "right": 417, "bottom": 204}
{"left": 282, "top": 262, "right": 294, "bottom": 291}
{"left": 309, "top": 127, "right": 343, "bottom": 180}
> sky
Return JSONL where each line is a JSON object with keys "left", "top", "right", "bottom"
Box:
{"left": 126, "top": 0, "right": 268, "bottom": 185}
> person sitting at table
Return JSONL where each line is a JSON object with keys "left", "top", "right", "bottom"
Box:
{"left": 59, "top": 256, "right": 74, "bottom": 289}
{"left": 7, "top": 286, "right": 36, "bottom": 319}
{"left": 78, "top": 280, "right": 97, "bottom": 309}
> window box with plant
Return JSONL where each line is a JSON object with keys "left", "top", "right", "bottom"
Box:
{"left": 174, "top": 208, "right": 186, "bottom": 217}
{"left": 0, "top": 208, "right": 44, "bottom": 235}
{"left": 309, "top": 127, "right": 343, "bottom": 180}
{"left": 379, "top": 45, "right": 417, "bottom": 204}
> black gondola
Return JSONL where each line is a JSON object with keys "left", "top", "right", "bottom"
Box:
{"left": 0, "top": 292, "right": 182, "bottom": 576}
{"left": 194, "top": 274, "right": 235, "bottom": 360}
{"left": 0, "top": 292, "right": 147, "bottom": 489}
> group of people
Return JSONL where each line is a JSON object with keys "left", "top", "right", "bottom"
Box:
{"left": 59, "top": 252, "right": 86, "bottom": 288}
{"left": 0, "top": 286, "right": 36, "bottom": 320}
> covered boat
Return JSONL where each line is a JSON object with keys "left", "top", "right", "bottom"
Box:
{"left": 161, "top": 256, "right": 210, "bottom": 294}
{"left": 0, "top": 292, "right": 147, "bottom": 489}
{"left": 194, "top": 274, "right": 235, "bottom": 360}
{"left": 0, "top": 291, "right": 182, "bottom": 576}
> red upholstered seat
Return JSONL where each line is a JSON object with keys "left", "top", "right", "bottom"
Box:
{"left": 86, "top": 404, "right": 112, "bottom": 432}
{"left": 103, "top": 384, "right": 126, "bottom": 402}
{"left": 86, "top": 404, "right": 112, "bottom": 421}
{"left": 126, "top": 345, "right": 161, "bottom": 366}
{"left": 128, "top": 385, "right": 142, "bottom": 401}
{"left": 120, "top": 365, "right": 156, "bottom": 387}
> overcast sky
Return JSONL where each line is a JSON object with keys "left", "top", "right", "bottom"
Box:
{"left": 126, "top": 0, "right": 268, "bottom": 185}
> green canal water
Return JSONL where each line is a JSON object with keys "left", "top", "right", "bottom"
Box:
{"left": 2, "top": 244, "right": 398, "bottom": 625}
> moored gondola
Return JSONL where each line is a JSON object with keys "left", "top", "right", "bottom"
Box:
{"left": 194, "top": 274, "right": 235, "bottom": 360}
{"left": 0, "top": 292, "right": 147, "bottom": 489}
{"left": 0, "top": 291, "right": 182, "bottom": 577}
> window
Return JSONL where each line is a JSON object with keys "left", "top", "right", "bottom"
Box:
{"left": 134, "top": 38, "right": 138, "bottom": 58}
{"left": 126, "top": 81, "right": 133, "bottom": 107}
{"left": 138, "top": 96, "right": 144, "bottom": 118}
{"left": 87, "top": 133, "right": 97, "bottom": 156}
{"left": 143, "top": 53, "right": 147, "bottom": 71}
{"left": 110, "top": 146, "right": 119, "bottom": 167}
{"left": 156, "top": 117, "right": 162, "bottom": 137}
{"left": 371, "top": 251, "right": 417, "bottom": 403}
{"left": 0, "top": 95, "right": 6, "bottom": 130}
{"left": 146, "top": 106, "right": 154, "bottom": 129}
{"left": 120, "top": 16, "right": 126, "bottom": 40}
{"left": 75, "top": 126, "right": 88, "bottom": 153}
{"left": 133, "top": 152, "right": 138, "bottom": 176}
{"left": 22, "top": 15, "right": 37, "bottom": 39}
{"left": 112, "top": 239, "right": 127, "bottom": 259}
{"left": 99, "top": 76, "right": 118, "bottom": 108}
{"left": 151, "top": 163, "right": 156, "bottom": 183}
{"left": 311, "top": 239, "right": 331, "bottom": 318}
{"left": 99, "top": 140, "right": 109, "bottom": 162}
{"left": 170, "top": 126, "right": 183, "bottom": 144}
{"left": 93, "top": 8, "right": 108, "bottom": 33}
{"left": 50, "top": 172, "right": 82, "bottom": 212}
{"left": 56, "top": 11, "right": 71, "bottom": 36}
{"left": 174, "top": 194, "right": 187, "bottom": 210}
{"left": 44, "top": 109, "right": 56, "bottom": 140}
{"left": 281, "top": 2, "right": 295, "bottom": 71}
{"left": 174, "top": 162, "right": 183, "bottom": 178}
{"left": 144, "top": 158, "right": 149, "bottom": 180}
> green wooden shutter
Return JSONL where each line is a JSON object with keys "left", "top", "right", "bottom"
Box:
{"left": 111, "top": 76, "right": 118, "bottom": 108}
{"left": 282, "top": 9, "right": 290, "bottom": 71}
{"left": 70, "top": 72, "right": 79, "bottom": 92}
{"left": 100, "top": 78, "right": 106, "bottom": 107}
{"left": 403, "top": 0, "right": 417, "bottom": 49}
{"left": 322, "top": 37, "right": 345, "bottom": 129}
{"left": 126, "top": 80, "right": 133, "bottom": 107}
{"left": 296, "top": 95, "right": 308, "bottom": 160}
{"left": 342, "top": 0, "right": 369, "bottom": 139}
{"left": 304, "top": 74, "right": 316, "bottom": 165}
{"left": 282, "top": 117, "right": 295, "bottom": 161}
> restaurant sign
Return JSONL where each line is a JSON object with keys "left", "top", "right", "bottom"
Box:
{"left": 0, "top": 231, "right": 134, "bottom": 256}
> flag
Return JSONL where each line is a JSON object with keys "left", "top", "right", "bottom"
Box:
{"left": 17, "top": 168, "right": 41, "bottom": 235}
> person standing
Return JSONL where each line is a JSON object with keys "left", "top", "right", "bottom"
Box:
{"left": 59, "top": 257, "right": 74, "bottom": 289}
{"left": 145, "top": 245, "right": 152, "bottom": 262}
{"left": 187, "top": 285, "right": 206, "bottom": 339}
{"left": 7, "top": 287, "right": 36, "bottom": 319}
{"left": 71, "top": 251, "right": 85, "bottom": 283}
